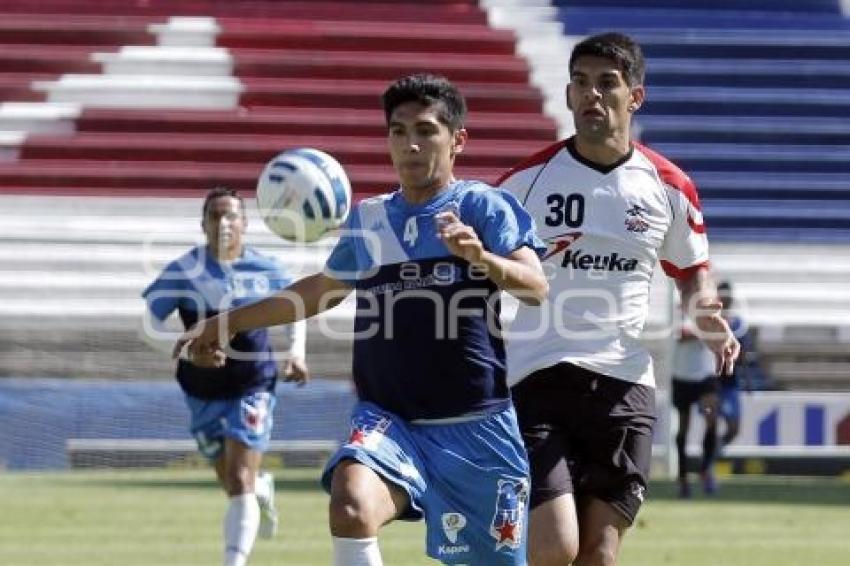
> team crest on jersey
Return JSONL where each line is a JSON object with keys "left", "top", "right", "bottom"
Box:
{"left": 624, "top": 204, "right": 650, "bottom": 233}
{"left": 543, "top": 231, "right": 582, "bottom": 261}
{"left": 347, "top": 414, "right": 391, "bottom": 450}
{"left": 489, "top": 478, "right": 528, "bottom": 550}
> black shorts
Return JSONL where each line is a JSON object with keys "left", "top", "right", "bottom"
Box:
{"left": 511, "top": 362, "right": 655, "bottom": 524}
{"left": 671, "top": 376, "right": 719, "bottom": 410}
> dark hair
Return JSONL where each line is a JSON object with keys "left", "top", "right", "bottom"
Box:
{"left": 202, "top": 186, "right": 245, "bottom": 220}
{"left": 569, "top": 32, "right": 646, "bottom": 86}
{"left": 381, "top": 73, "right": 467, "bottom": 131}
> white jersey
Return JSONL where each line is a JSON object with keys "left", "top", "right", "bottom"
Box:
{"left": 500, "top": 138, "right": 710, "bottom": 388}
{"left": 672, "top": 330, "right": 716, "bottom": 382}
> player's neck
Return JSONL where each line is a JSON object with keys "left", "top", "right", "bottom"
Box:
{"left": 573, "top": 134, "right": 631, "bottom": 166}
{"left": 400, "top": 176, "right": 455, "bottom": 205}
{"left": 208, "top": 243, "right": 243, "bottom": 263}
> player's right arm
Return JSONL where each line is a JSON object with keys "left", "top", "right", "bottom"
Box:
{"left": 172, "top": 273, "right": 351, "bottom": 366}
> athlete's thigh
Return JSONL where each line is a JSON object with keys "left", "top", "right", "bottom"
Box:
{"left": 321, "top": 401, "right": 423, "bottom": 520}
{"left": 528, "top": 493, "right": 579, "bottom": 564}
{"left": 580, "top": 378, "right": 655, "bottom": 526}
{"left": 576, "top": 497, "right": 630, "bottom": 563}
{"left": 329, "top": 458, "right": 407, "bottom": 534}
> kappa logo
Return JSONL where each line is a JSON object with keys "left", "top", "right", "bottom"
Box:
{"left": 441, "top": 512, "right": 467, "bottom": 544}
{"left": 489, "top": 478, "right": 528, "bottom": 550}
{"left": 624, "top": 203, "right": 650, "bottom": 233}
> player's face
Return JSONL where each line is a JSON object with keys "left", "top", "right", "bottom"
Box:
{"left": 567, "top": 55, "right": 644, "bottom": 143}
{"left": 203, "top": 196, "right": 245, "bottom": 256}
{"left": 388, "top": 101, "right": 467, "bottom": 195}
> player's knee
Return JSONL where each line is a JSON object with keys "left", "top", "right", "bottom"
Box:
{"left": 328, "top": 492, "right": 378, "bottom": 537}
{"left": 529, "top": 539, "right": 578, "bottom": 566}
{"left": 574, "top": 542, "right": 617, "bottom": 566}
{"left": 224, "top": 464, "right": 255, "bottom": 496}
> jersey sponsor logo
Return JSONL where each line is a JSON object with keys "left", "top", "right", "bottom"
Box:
{"left": 562, "top": 249, "right": 639, "bottom": 272}
{"left": 490, "top": 478, "right": 528, "bottom": 550}
{"left": 543, "top": 232, "right": 583, "bottom": 261}
{"left": 441, "top": 512, "right": 467, "bottom": 544}
{"left": 544, "top": 232, "right": 639, "bottom": 271}
{"left": 624, "top": 203, "right": 650, "bottom": 233}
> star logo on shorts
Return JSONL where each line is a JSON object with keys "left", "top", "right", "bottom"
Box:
{"left": 489, "top": 478, "right": 528, "bottom": 550}
{"left": 348, "top": 428, "right": 365, "bottom": 445}
{"left": 495, "top": 522, "right": 516, "bottom": 545}
{"left": 347, "top": 415, "right": 391, "bottom": 450}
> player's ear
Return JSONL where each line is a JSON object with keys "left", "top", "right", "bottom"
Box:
{"left": 451, "top": 128, "right": 468, "bottom": 155}
{"left": 628, "top": 84, "right": 645, "bottom": 113}
{"left": 565, "top": 83, "right": 574, "bottom": 111}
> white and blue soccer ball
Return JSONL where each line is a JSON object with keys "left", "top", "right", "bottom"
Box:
{"left": 256, "top": 148, "right": 352, "bottom": 242}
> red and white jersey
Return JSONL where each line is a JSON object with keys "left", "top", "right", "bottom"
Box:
{"left": 499, "top": 138, "right": 710, "bottom": 388}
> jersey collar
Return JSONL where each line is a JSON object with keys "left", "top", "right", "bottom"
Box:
{"left": 566, "top": 137, "right": 633, "bottom": 174}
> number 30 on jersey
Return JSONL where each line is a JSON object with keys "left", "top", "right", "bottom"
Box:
{"left": 545, "top": 193, "right": 585, "bottom": 228}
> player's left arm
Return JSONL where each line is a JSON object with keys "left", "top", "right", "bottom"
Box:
{"left": 436, "top": 210, "right": 548, "bottom": 305}
{"left": 676, "top": 267, "right": 740, "bottom": 376}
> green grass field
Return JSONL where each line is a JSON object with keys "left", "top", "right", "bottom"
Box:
{"left": 1, "top": 468, "right": 848, "bottom": 565}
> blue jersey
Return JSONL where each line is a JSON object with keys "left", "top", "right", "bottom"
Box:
{"left": 142, "top": 246, "right": 294, "bottom": 400}
{"left": 726, "top": 315, "right": 757, "bottom": 389}
{"left": 325, "top": 180, "right": 545, "bottom": 420}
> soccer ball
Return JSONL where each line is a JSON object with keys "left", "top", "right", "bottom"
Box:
{"left": 256, "top": 148, "right": 352, "bottom": 242}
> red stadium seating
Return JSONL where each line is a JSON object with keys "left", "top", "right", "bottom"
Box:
{"left": 0, "top": 0, "right": 557, "bottom": 198}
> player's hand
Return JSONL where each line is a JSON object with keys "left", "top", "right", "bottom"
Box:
{"left": 694, "top": 304, "right": 741, "bottom": 376}
{"left": 436, "top": 210, "right": 484, "bottom": 264}
{"left": 282, "top": 356, "right": 309, "bottom": 386}
{"left": 172, "top": 315, "right": 229, "bottom": 368}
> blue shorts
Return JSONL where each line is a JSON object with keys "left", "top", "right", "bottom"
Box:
{"left": 322, "top": 401, "right": 530, "bottom": 565}
{"left": 185, "top": 391, "right": 276, "bottom": 460}
{"left": 719, "top": 385, "right": 741, "bottom": 422}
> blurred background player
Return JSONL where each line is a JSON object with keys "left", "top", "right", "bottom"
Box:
{"left": 172, "top": 73, "right": 548, "bottom": 566}
{"left": 499, "top": 33, "right": 740, "bottom": 565}
{"left": 673, "top": 279, "right": 767, "bottom": 497}
{"left": 142, "top": 187, "right": 308, "bottom": 566}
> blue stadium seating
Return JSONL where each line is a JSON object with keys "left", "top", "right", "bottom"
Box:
{"left": 554, "top": 0, "right": 850, "bottom": 241}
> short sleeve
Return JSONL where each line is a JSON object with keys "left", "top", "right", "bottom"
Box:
{"left": 464, "top": 186, "right": 546, "bottom": 258}
{"left": 141, "top": 262, "right": 185, "bottom": 322}
{"left": 323, "top": 206, "right": 361, "bottom": 284}
{"left": 659, "top": 183, "right": 710, "bottom": 279}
